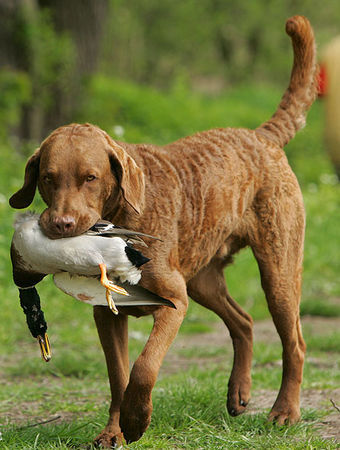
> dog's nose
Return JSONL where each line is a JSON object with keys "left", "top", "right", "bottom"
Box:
{"left": 52, "top": 215, "right": 76, "bottom": 235}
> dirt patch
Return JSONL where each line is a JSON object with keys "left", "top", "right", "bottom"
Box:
{"left": 250, "top": 388, "right": 340, "bottom": 441}
{"left": 301, "top": 315, "right": 340, "bottom": 335}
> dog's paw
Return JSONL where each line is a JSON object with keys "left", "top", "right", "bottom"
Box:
{"left": 119, "top": 392, "right": 153, "bottom": 443}
{"left": 93, "top": 430, "right": 124, "bottom": 449}
{"left": 268, "top": 402, "right": 300, "bottom": 425}
{"left": 227, "top": 375, "right": 251, "bottom": 416}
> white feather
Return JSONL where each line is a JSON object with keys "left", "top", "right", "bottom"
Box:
{"left": 12, "top": 214, "right": 142, "bottom": 284}
{"left": 13, "top": 212, "right": 40, "bottom": 230}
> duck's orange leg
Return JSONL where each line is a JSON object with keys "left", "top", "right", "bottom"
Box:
{"left": 99, "top": 263, "right": 129, "bottom": 315}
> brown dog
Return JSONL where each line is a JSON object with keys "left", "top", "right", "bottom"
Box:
{"left": 10, "top": 16, "right": 317, "bottom": 448}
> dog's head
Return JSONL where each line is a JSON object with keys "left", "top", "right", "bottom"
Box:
{"left": 9, "top": 123, "right": 145, "bottom": 238}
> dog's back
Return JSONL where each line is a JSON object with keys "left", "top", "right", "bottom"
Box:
{"left": 124, "top": 16, "right": 317, "bottom": 280}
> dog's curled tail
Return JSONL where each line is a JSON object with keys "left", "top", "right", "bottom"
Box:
{"left": 256, "top": 16, "right": 318, "bottom": 148}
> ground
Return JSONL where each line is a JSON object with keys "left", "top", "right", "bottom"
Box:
{"left": 0, "top": 315, "right": 339, "bottom": 448}
{"left": 164, "top": 316, "right": 340, "bottom": 442}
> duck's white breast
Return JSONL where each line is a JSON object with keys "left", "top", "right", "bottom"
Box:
{"left": 13, "top": 218, "right": 138, "bottom": 279}
{"left": 13, "top": 219, "right": 103, "bottom": 275}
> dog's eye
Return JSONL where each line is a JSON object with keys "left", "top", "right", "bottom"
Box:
{"left": 43, "top": 175, "right": 52, "bottom": 183}
{"left": 86, "top": 175, "right": 97, "bottom": 182}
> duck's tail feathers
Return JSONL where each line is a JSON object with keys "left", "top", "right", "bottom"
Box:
{"left": 125, "top": 245, "right": 150, "bottom": 268}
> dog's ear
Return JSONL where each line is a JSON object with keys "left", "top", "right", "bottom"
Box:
{"left": 106, "top": 139, "right": 145, "bottom": 215}
{"left": 9, "top": 148, "right": 40, "bottom": 209}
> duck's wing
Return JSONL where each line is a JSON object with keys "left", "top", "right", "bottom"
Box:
{"left": 87, "top": 221, "right": 163, "bottom": 245}
{"left": 87, "top": 220, "right": 112, "bottom": 233}
{"left": 118, "top": 283, "right": 176, "bottom": 308}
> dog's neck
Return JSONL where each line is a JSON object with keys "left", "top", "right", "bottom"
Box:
{"left": 103, "top": 199, "right": 140, "bottom": 230}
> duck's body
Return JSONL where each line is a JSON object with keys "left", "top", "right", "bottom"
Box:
{"left": 13, "top": 214, "right": 148, "bottom": 284}
{"left": 11, "top": 213, "right": 174, "bottom": 361}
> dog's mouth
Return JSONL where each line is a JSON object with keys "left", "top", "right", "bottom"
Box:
{"left": 39, "top": 210, "right": 101, "bottom": 239}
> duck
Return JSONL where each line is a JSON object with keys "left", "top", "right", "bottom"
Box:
{"left": 11, "top": 213, "right": 174, "bottom": 361}
{"left": 12, "top": 213, "right": 160, "bottom": 309}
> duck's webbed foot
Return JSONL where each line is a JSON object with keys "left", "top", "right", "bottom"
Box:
{"left": 99, "top": 263, "right": 129, "bottom": 315}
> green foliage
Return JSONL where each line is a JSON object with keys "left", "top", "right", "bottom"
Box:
{"left": 78, "top": 75, "right": 281, "bottom": 146}
{"left": 102, "top": 0, "right": 340, "bottom": 87}
{"left": 3, "top": 1, "right": 340, "bottom": 143}
{"left": 302, "top": 184, "right": 340, "bottom": 316}
{"left": 79, "top": 74, "right": 334, "bottom": 182}
{"left": 1, "top": 4, "right": 76, "bottom": 144}
{"left": 0, "top": 70, "right": 31, "bottom": 141}
{"left": 2, "top": 1, "right": 340, "bottom": 143}
{"left": 16, "top": 5, "right": 76, "bottom": 109}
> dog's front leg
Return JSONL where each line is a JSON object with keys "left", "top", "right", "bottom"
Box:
{"left": 93, "top": 306, "right": 129, "bottom": 448}
{"left": 119, "top": 271, "right": 188, "bottom": 443}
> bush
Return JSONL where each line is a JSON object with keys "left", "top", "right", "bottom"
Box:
{"left": 0, "top": 70, "right": 31, "bottom": 142}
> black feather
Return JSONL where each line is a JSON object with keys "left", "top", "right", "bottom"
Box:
{"left": 19, "top": 287, "right": 48, "bottom": 338}
{"left": 88, "top": 221, "right": 162, "bottom": 241}
{"left": 125, "top": 245, "right": 150, "bottom": 268}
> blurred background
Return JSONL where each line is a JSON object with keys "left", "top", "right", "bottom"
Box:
{"left": 0, "top": 2, "right": 339, "bottom": 446}
{"left": 0, "top": 0, "right": 339, "bottom": 146}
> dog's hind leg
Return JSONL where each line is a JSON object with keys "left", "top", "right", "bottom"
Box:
{"left": 187, "top": 258, "right": 253, "bottom": 417}
{"left": 250, "top": 190, "right": 306, "bottom": 424}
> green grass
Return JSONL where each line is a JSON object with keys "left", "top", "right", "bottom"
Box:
{"left": 0, "top": 80, "right": 339, "bottom": 448}
{"left": 1, "top": 365, "right": 337, "bottom": 449}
